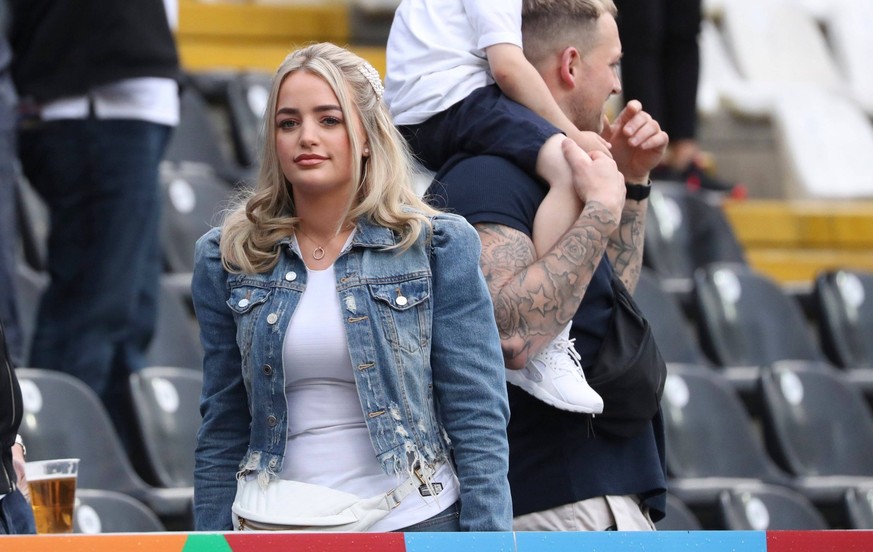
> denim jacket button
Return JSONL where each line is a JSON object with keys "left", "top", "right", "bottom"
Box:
{"left": 266, "top": 313, "right": 278, "bottom": 325}
{"left": 262, "top": 364, "right": 273, "bottom": 376}
{"left": 285, "top": 271, "right": 297, "bottom": 282}
{"left": 266, "top": 415, "right": 278, "bottom": 427}
{"left": 396, "top": 295, "right": 408, "bottom": 306}
{"left": 237, "top": 298, "right": 250, "bottom": 308}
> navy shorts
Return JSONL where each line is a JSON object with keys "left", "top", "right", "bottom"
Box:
{"left": 399, "top": 84, "right": 562, "bottom": 176}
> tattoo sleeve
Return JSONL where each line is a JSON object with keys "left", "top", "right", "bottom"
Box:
{"left": 476, "top": 201, "right": 619, "bottom": 369}
{"left": 607, "top": 198, "right": 647, "bottom": 293}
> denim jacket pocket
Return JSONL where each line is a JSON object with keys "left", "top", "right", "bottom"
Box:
{"left": 227, "top": 285, "right": 272, "bottom": 314}
{"left": 368, "top": 277, "right": 431, "bottom": 354}
{"left": 227, "top": 285, "right": 273, "bottom": 345}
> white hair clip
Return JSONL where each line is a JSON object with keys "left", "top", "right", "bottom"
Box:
{"left": 358, "top": 61, "right": 384, "bottom": 101}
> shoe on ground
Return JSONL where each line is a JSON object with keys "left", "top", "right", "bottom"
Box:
{"left": 681, "top": 161, "right": 747, "bottom": 199}
{"left": 505, "top": 323, "right": 604, "bottom": 414}
{"left": 652, "top": 161, "right": 747, "bottom": 200}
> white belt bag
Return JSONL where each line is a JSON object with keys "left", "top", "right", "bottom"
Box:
{"left": 231, "top": 464, "right": 436, "bottom": 532}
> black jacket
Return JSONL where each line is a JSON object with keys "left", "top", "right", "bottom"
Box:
{"left": 10, "top": 0, "right": 180, "bottom": 103}
{"left": 1, "top": 319, "right": 22, "bottom": 494}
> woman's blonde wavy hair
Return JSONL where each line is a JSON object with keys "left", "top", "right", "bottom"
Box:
{"left": 220, "top": 42, "right": 437, "bottom": 274}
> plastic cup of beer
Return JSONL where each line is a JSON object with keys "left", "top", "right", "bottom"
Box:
{"left": 25, "top": 458, "right": 80, "bottom": 534}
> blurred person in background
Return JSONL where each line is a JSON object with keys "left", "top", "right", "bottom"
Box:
{"left": 9, "top": 0, "right": 181, "bottom": 451}
{"left": 615, "top": 0, "right": 741, "bottom": 195}
{"left": 0, "top": 0, "right": 22, "bottom": 367}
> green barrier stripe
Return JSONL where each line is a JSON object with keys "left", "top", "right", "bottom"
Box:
{"left": 182, "top": 533, "right": 233, "bottom": 552}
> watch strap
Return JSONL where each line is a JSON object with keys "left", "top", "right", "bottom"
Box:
{"left": 625, "top": 182, "right": 652, "bottom": 201}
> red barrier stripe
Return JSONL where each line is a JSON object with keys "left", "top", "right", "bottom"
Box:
{"left": 768, "top": 530, "right": 873, "bottom": 552}
{"left": 224, "top": 532, "right": 406, "bottom": 552}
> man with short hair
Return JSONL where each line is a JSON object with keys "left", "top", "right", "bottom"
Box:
{"left": 428, "top": 0, "right": 668, "bottom": 530}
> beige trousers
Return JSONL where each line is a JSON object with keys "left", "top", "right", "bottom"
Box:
{"left": 513, "top": 495, "right": 656, "bottom": 531}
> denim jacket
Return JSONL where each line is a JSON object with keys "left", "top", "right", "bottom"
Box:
{"left": 191, "top": 213, "right": 512, "bottom": 531}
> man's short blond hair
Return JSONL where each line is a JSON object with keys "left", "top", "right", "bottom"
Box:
{"left": 522, "top": 0, "right": 618, "bottom": 65}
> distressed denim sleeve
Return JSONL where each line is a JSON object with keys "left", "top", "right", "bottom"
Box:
{"left": 190, "top": 228, "right": 251, "bottom": 530}
{"left": 428, "top": 213, "right": 513, "bottom": 531}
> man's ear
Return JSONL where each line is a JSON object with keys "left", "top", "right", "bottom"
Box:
{"left": 559, "top": 46, "right": 581, "bottom": 88}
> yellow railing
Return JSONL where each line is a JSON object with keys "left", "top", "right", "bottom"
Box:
{"left": 723, "top": 199, "right": 873, "bottom": 284}
{"left": 176, "top": 0, "right": 386, "bottom": 74}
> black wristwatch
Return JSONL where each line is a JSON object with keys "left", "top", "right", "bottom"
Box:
{"left": 625, "top": 182, "right": 652, "bottom": 201}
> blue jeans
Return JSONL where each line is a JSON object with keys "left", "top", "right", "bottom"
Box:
{"left": 18, "top": 118, "right": 171, "bottom": 447}
{"left": 395, "top": 502, "right": 461, "bottom": 532}
{"left": 0, "top": 490, "right": 36, "bottom": 535}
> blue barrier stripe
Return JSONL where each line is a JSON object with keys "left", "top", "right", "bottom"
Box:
{"left": 404, "top": 531, "right": 516, "bottom": 552}
{"left": 513, "top": 530, "right": 767, "bottom": 552}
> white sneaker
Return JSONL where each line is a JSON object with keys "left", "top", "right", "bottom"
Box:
{"left": 505, "top": 323, "right": 604, "bottom": 414}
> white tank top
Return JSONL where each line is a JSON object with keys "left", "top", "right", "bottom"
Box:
{"left": 278, "top": 238, "right": 459, "bottom": 531}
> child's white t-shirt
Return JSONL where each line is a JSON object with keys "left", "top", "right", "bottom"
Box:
{"left": 385, "top": 0, "right": 522, "bottom": 126}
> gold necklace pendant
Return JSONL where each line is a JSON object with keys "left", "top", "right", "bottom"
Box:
{"left": 297, "top": 222, "right": 354, "bottom": 262}
{"left": 297, "top": 226, "right": 336, "bottom": 261}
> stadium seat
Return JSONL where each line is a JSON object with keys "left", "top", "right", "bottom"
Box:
{"left": 718, "top": 0, "right": 842, "bottom": 115}
{"left": 771, "top": 359, "right": 873, "bottom": 405}
{"left": 164, "top": 75, "right": 249, "bottom": 185}
{"left": 710, "top": 0, "right": 873, "bottom": 199}
{"left": 812, "top": 269, "right": 873, "bottom": 370}
{"left": 698, "top": 18, "right": 775, "bottom": 118}
{"left": 644, "top": 183, "right": 746, "bottom": 298}
{"left": 771, "top": 87, "right": 873, "bottom": 199}
{"left": 827, "top": 0, "right": 873, "bottom": 116}
{"left": 717, "top": 485, "right": 829, "bottom": 530}
{"left": 13, "top": 261, "right": 48, "bottom": 366}
{"left": 130, "top": 366, "right": 203, "bottom": 488}
{"left": 146, "top": 273, "right": 203, "bottom": 371}
{"left": 160, "top": 162, "right": 236, "bottom": 274}
{"left": 844, "top": 486, "right": 873, "bottom": 529}
{"left": 15, "top": 173, "right": 48, "bottom": 273}
{"left": 759, "top": 363, "right": 873, "bottom": 519}
{"left": 74, "top": 489, "right": 165, "bottom": 533}
{"left": 224, "top": 70, "right": 272, "bottom": 170}
{"left": 633, "top": 268, "right": 709, "bottom": 367}
{"left": 349, "top": 0, "right": 399, "bottom": 45}
{"left": 656, "top": 493, "right": 703, "bottom": 531}
{"left": 661, "top": 365, "right": 793, "bottom": 514}
{"left": 16, "top": 368, "right": 193, "bottom": 526}
{"left": 691, "top": 263, "right": 826, "bottom": 391}
{"left": 791, "top": 284, "right": 873, "bottom": 391}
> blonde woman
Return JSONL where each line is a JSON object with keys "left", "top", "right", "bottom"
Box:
{"left": 191, "top": 43, "right": 511, "bottom": 532}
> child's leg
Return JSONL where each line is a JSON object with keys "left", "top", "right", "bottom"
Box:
{"left": 532, "top": 134, "right": 583, "bottom": 258}
{"left": 507, "top": 133, "right": 604, "bottom": 415}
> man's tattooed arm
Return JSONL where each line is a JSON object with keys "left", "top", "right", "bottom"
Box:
{"left": 607, "top": 197, "right": 647, "bottom": 293}
{"left": 475, "top": 201, "right": 619, "bottom": 370}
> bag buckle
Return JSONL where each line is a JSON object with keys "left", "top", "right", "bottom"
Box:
{"left": 413, "top": 462, "right": 432, "bottom": 485}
